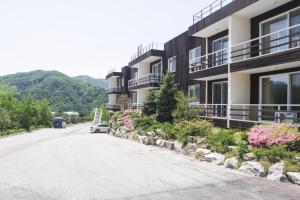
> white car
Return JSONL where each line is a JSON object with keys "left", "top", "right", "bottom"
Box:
{"left": 90, "top": 123, "right": 109, "bottom": 133}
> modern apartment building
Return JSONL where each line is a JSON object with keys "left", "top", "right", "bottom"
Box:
{"left": 106, "top": 0, "right": 300, "bottom": 129}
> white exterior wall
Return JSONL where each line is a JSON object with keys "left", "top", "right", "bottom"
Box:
{"left": 108, "top": 94, "right": 117, "bottom": 104}
{"left": 137, "top": 89, "right": 150, "bottom": 104}
{"left": 138, "top": 63, "right": 150, "bottom": 77}
{"left": 230, "top": 73, "right": 250, "bottom": 104}
{"left": 229, "top": 15, "right": 250, "bottom": 46}
{"left": 108, "top": 77, "right": 118, "bottom": 88}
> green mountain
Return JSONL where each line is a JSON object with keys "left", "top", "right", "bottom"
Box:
{"left": 73, "top": 75, "right": 108, "bottom": 88}
{"left": 0, "top": 70, "right": 107, "bottom": 115}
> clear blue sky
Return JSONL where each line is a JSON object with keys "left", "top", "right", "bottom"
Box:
{"left": 0, "top": 0, "right": 211, "bottom": 78}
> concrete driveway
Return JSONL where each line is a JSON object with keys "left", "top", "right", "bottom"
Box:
{"left": 0, "top": 123, "right": 299, "bottom": 200}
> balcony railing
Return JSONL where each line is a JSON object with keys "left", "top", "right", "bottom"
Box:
{"left": 193, "top": 0, "right": 233, "bottom": 24}
{"left": 131, "top": 42, "right": 164, "bottom": 61}
{"left": 231, "top": 24, "right": 300, "bottom": 63}
{"left": 189, "top": 103, "right": 228, "bottom": 119}
{"left": 105, "top": 87, "right": 122, "bottom": 93}
{"left": 128, "top": 73, "right": 163, "bottom": 88}
{"left": 105, "top": 103, "right": 121, "bottom": 110}
{"left": 189, "top": 48, "right": 228, "bottom": 73}
{"left": 128, "top": 103, "right": 144, "bottom": 110}
{"left": 189, "top": 103, "right": 300, "bottom": 125}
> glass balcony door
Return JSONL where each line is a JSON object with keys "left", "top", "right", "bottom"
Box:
{"left": 212, "top": 37, "right": 228, "bottom": 67}
{"left": 212, "top": 81, "right": 228, "bottom": 117}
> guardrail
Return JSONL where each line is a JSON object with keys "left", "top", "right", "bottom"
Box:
{"left": 128, "top": 103, "right": 144, "bottom": 110}
{"left": 193, "top": 0, "right": 233, "bottom": 24}
{"left": 105, "top": 87, "right": 122, "bottom": 93}
{"left": 128, "top": 73, "right": 163, "bottom": 88}
{"left": 105, "top": 103, "right": 121, "bottom": 110}
{"left": 189, "top": 103, "right": 228, "bottom": 119}
{"left": 131, "top": 42, "right": 164, "bottom": 61}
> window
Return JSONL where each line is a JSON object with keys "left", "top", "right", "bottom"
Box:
{"left": 189, "top": 47, "right": 201, "bottom": 65}
{"left": 212, "top": 37, "right": 228, "bottom": 66}
{"left": 168, "top": 57, "right": 176, "bottom": 72}
{"left": 188, "top": 84, "right": 201, "bottom": 102}
{"left": 152, "top": 62, "right": 162, "bottom": 74}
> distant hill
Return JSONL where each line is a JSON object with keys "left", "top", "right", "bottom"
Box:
{"left": 73, "top": 75, "right": 108, "bottom": 88}
{"left": 0, "top": 70, "right": 107, "bottom": 115}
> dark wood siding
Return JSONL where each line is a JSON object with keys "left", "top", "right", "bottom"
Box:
{"left": 188, "top": 0, "right": 258, "bottom": 36}
{"left": 150, "top": 59, "right": 162, "bottom": 73}
{"left": 208, "top": 30, "right": 228, "bottom": 54}
{"left": 164, "top": 31, "right": 205, "bottom": 92}
{"left": 121, "top": 66, "right": 131, "bottom": 95}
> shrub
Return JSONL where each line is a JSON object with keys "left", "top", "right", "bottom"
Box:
{"left": 233, "top": 131, "right": 248, "bottom": 144}
{"left": 175, "top": 120, "right": 213, "bottom": 137}
{"left": 253, "top": 146, "right": 297, "bottom": 163}
{"left": 206, "top": 129, "right": 235, "bottom": 153}
{"left": 134, "top": 116, "right": 158, "bottom": 131}
{"left": 236, "top": 141, "right": 249, "bottom": 160}
{"left": 284, "top": 159, "right": 300, "bottom": 172}
{"left": 143, "top": 91, "right": 157, "bottom": 116}
{"left": 112, "top": 112, "right": 121, "bottom": 122}
{"left": 247, "top": 123, "right": 300, "bottom": 147}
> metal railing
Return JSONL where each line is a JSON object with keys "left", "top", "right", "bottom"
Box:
{"left": 128, "top": 73, "right": 163, "bottom": 88}
{"left": 128, "top": 103, "right": 144, "bottom": 110}
{"left": 193, "top": 0, "right": 233, "bottom": 24}
{"left": 189, "top": 103, "right": 228, "bottom": 119}
{"left": 105, "top": 87, "right": 122, "bottom": 93}
{"left": 231, "top": 24, "right": 300, "bottom": 63}
{"left": 231, "top": 104, "right": 300, "bottom": 124}
{"left": 105, "top": 103, "right": 121, "bottom": 110}
{"left": 189, "top": 48, "right": 228, "bottom": 73}
{"left": 131, "top": 42, "right": 164, "bottom": 61}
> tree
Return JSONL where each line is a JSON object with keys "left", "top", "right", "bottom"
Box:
{"left": 156, "top": 73, "right": 178, "bottom": 123}
{"left": 99, "top": 104, "right": 109, "bottom": 123}
{"left": 172, "top": 91, "right": 199, "bottom": 121}
{"left": 0, "top": 108, "right": 11, "bottom": 132}
{"left": 118, "top": 94, "right": 130, "bottom": 111}
{"left": 34, "top": 99, "right": 52, "bottom": 127}
{"left": 143, "top": 91, "right": 157, "bottom": 116}
{"left": 19, "top": 95, "right": 35, "bottom": 131}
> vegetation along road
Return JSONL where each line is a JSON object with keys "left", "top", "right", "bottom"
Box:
{"left": 0, "top": 123, "right": 299, "bottom": 200}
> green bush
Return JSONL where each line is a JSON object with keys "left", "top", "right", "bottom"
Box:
{"left": 236, "top": 141, "right": 249, "bottom": 160}
{"left": 206, "top": 129, "right": 235, "bottom": 153}
{"left": 134, "top": 115, "right": 158, "bottom": 132}
{"left": 175, "top": 120, "right": 213, "bottom": 137}
{"left": 284, "top": 159, "right": 300, "bottom": 172}
{"left": 233, "top": 131, "right": 248, "bottom": 144}
{"left": 287, "top": 140, "right": 300, "bottom": 152}
{"left": 112, "top": 112, "right": 121, "bottom": 122}
{"left": 253, "top": 146, "right": 297, "bottom": 163}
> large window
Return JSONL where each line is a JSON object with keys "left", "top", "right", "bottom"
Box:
{"left": 212, "top": 81, "right": 228, "bottom": 117}
{"left": 261, "top": 7, "right": 300, "bottom": 54}
{"left": 168, "top": 57, "right": 176, "bottom": 72}
{"left": 152, "top": 62, "right": 162, "bottom": 74}
{"left": 189, "top": 47, "right": 201, "bottom": 65}
{"left": 212, "top": 37, "right": 228, "bottom": 66}
{"left": 188, "top": 84, "right": 201, "bottom": 102}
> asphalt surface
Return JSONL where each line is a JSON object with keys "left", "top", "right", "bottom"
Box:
{"left": 0, "top": 123, "right": 299, "bottom": 200}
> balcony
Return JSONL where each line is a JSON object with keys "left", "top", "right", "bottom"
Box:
{"left": 128, "top": 73, "right": 163, "bottom": 90}
{"left": 189, "top": 103, "right": 300, "bottom": 125}
{"left": 189, "top": 48, "right": 228, "bottom": 73}
{"left": 105, "top": 86, "right": 122, "bottom": 94}
{"left": 131, "top": 43, "right": 164, "bottom": 61}
{"left": 105, "top": 103, "right": 121, "bottom": 110}
{"left": 193, "top": 0, "right": 233, "bottom": 24}
{"left": 128, "top": 103, "right": 144, "bottom": 110}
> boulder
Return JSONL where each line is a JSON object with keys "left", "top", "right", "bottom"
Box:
{"left": 196, "top": 137, "right": 206, "bottom": 145}
{"left": 174, "top": 141, "right": 184, "bottom": 152}
{"left": 294, "top": 156, "right": 300, "bottom": 162}
{"left": 239, "top": 161, "right": 265, "bottom": 177}
{"left": 204, "top": 153, "right": 225, "bottom": 165}
{"left": 194, "top": 148, "right": 211, "bottom": 160}
{"left": 267, "top": 162, "right": 287, "bottom": 182}
{"left": 148, "top": 136, "right": 156, "bottom": 146}
{"left": 183, "top": 143, "right": 198, "bottom": 156}
{"left": 156, "top": 139, "right": 165, "bottom": 148}
{"left": 155, "top": 129, "right": 165, "bottom": 137}
{"left": 164, "top": 141, "right": 175, "bottom": 150}
{"left": 244, "top": 153, "right": 255, "bottom": 161}
{"left": 224, "top": 157, "right": 239, "bottom": 169}
{"left": 287, "top": 172, "right": 300, "bottom": 185}
{"left": 146, "top": 131, "right": 156, "bottom": 137}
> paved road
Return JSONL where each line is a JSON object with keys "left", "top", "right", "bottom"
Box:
{"left": 0, "top": 123, "right": 299, "bottom": 200}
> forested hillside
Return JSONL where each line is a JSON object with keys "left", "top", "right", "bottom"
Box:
{"left": 73, "top": 75, "right": 108, "bottom": 88}
{"left": 0, "top": 70, "right": 107, "bottom": 115}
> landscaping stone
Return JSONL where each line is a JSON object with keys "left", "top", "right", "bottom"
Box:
{"left": 287, "top": 172, "right": 300, "bottom": 185}
{"left": 174, "top": 141, "right": 184, "bottom": 152}
{"left": 164, "top": 141, "right": 175, "bottom": 150}
{"left": 196, "top": 137, "right": 206, "bottom": 145}
{"left": 267, "top": 162, "right": 287, "bottom": 183}
{"left": 244, "top": 153, "right": 255, "bottom": 161}
{"left": 204, "top": 153, "right": 225, "bottom": 165}
{"left": 183, "top": 143, "right": 197, "bottom": 155}
{"left": 194, "top": 148, "right": 211, "bottom": 160}
{"left": 224, "top": 157, "right": 239, "bottom": 169}
{"left": 239, "top": 161, "right": 265, "bottom": 177}
{"left": 148, "top": 136, "right": 156, "bottom": 146}
{"left": 156, "top": 139, "right": 165, "bottom": 148}
{"left": 146, "top": 131, "right": 156, "bottom": 137}
{"left": 294, "top": 156, "right": 300, "bottom": 162}
{"left": 228, "top": 146, "right": 237, "bottom": 150}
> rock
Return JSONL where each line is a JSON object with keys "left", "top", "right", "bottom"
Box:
{"left": 287, "top": 172, "right": 300, "bottom": 185}
{"left": 183, "top": 143, "right": 198, "bottom": 155}
{"left": 204, "top": 153, "right": 225, "bottom": 165}
{"left": 294, "top": 156, "right": 300, "bottom": 161}
{"left": 174, "top": 141, "right": 184, "bottom": 152}
{"left": 228, "top": 146, "right": 237, "bottom": 150}
{"left": 164, "top": 141, "right": 175, "bottom": 150}
{"left": 155, "top": 129, "right": 165, "bottom": 137}
{"left": 146, "top": 131, "right": 155, "bottom": 137}
{"left": 267, "top": 162, "right": 287, "bottom": 182}
{"left": 224, "top": 157, "right": 239, "bottom": 169}
{"left": 148, "top": 136, "right": 156, "bottom": 146}
{"left": 188, "top": 136, "right": 196, "bottom": 144}
{"left": 239, "top": 161, "right": 265, "bottom": 177}
{"left": 194, "top": 148, "right": 211, "bottom": 160}
{"left": 244, "top": 153, "right": 255, "bottom": 161}
{"left": 196, "top": 137, "right": 206, "bottom": 145}
{"left": 156, "top": 139, "right": 165, "bottom": 148}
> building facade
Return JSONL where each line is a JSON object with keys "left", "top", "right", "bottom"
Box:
{"left": 106, "top": 0, "right": 300, "bottom": 129}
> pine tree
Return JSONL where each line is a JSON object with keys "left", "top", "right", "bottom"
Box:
{"left": 143, "top": 91, "right": 157, "bottom": 116}
{"left": 156, "top": 73, "right": 178, "bottom": 123}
